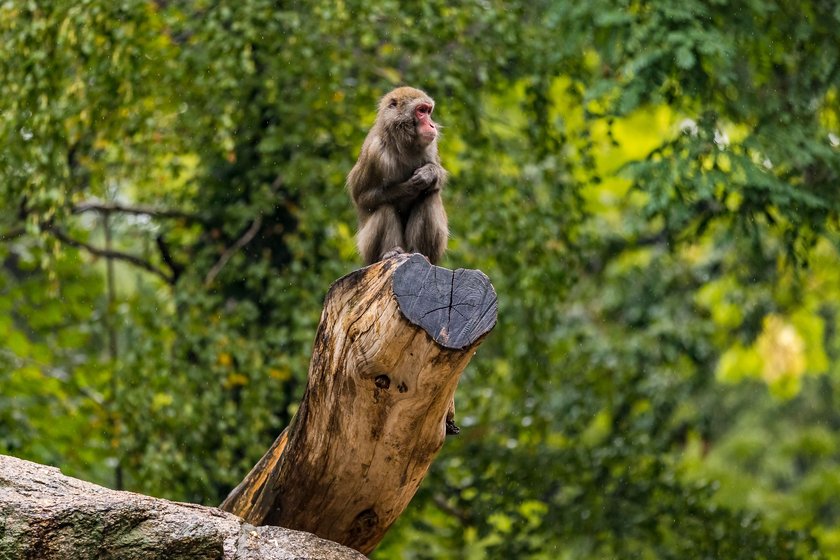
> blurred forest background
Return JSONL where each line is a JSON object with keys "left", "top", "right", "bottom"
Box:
{"left": 2, "top": 1, "right": 840, "bottom": 558}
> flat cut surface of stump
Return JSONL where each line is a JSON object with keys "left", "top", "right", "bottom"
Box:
{"left": 393, "top": 254, "right": 497, "bottom": 349}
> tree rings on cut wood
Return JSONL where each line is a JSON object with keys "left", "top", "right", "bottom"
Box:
{"left": 221, "top": 253, "right": 497, "bottom": 555}
{"left": 393, "top": 253, "right": 497, "bottom": 349}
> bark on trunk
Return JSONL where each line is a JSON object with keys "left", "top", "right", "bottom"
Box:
{"left": 0, "top": 454, "right": 365, "bottom": 560}
{"left": 220, "top": 254, "right": 497, "bottom": 555}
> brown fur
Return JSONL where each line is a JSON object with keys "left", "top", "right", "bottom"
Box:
{"left": 347, "top": 87, "right": 448, "bottom": 265}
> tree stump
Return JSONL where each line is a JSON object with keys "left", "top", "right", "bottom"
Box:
{"left": 220, "top": 254, "right": 497, "bottom": 555}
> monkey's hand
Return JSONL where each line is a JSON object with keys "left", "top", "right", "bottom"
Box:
{"left": 353, "top": 163, "right": 446, "bottom": 211}
{"left": 406, "top": 163, "right": 443, "bottom": 193}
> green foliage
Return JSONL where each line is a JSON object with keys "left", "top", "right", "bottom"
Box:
{"left": 2, "top": 0, "right": 840, "bottom": 557}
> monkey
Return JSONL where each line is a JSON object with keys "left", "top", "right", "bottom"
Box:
{"left": 347, "top": 86, "right": 448, "bottom": 265}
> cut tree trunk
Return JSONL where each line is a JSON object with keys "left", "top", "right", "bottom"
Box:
{"left": 220, "top": 254, "right": 497, "bottom": 555}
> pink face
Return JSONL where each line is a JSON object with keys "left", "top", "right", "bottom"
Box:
{"left": 415, "top": 102, "right": 437, "bottom": 145}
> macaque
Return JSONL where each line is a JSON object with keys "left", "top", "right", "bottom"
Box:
{"left": 347, "top": 87, "right": 448, "bottom": 265}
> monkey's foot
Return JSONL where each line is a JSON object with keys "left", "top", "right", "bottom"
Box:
{"left": 381, "top": 246, "right": 405, "bottom": 260}
{"left": 445, "top": 418, "right": 461, "bottom": 436}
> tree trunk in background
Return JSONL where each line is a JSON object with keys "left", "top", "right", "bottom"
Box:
{"left": 221, "top": 254, "right": 497, "bottom": 555}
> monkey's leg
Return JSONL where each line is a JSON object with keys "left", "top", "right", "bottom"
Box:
{"left": 357, "top": 205, "right": 405, "bottom": 265}
{"left": 445, "top": 397, "right": 460, "bottom": 435}
{"left": 381, "top": 247, "right": 405, "bottom": 260}
{"left": 405, "top": 191, "right": 448, "bottom": 264}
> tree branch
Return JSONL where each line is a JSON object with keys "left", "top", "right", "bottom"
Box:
{"left": 432, "top": 493, "right": 471, "bottom": 525}
{"left": 46, "top": 225, "right": 174, "bottom": 284}
{"left": 72, "top": 200, "right": 203, "bottom": 223}
{"left": 585, "top": 229, "right": 671, "bottom": 274}
{"left": 156, "top": 235, "right": 185, "bottom": 282}
{"left": 204, "top": 216, "right": 263, "bottom": 287}
{"left": 0, "top": 227, "right": 25, "bottom": 241}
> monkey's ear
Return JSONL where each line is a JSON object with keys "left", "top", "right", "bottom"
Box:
{"left": 388, "top": 98, "right": 398, "bottom": 108}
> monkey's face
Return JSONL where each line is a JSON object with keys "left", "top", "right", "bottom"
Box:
{"left": 378, "top": 87, "right": 438, "bottom": 148}
{"left": 413, "top": 101, "right": 437, "bottom": 146}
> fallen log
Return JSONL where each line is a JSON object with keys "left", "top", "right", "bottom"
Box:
{"left": 221, "top": 254, "right": 497, "bottom": 555}
{"left": 0, "top": 454, "right": 365, "bottom": 560}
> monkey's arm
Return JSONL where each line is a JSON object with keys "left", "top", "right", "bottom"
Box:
{"left": 407, "top": 161, "right": 447, "bottom": 194}
{"left": 352, "top": 163, "right": 445, "bottom": 212}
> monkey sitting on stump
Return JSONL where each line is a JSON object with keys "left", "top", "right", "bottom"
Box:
{"left": 348, "top": 88, "right": 459, "bottom": 435}
{"left": 347, "top": 87, "right": 448, "bottom": 265}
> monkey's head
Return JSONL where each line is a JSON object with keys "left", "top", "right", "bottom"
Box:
{"left": 377, "top": 87, "right": 438, "bottom": 148}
